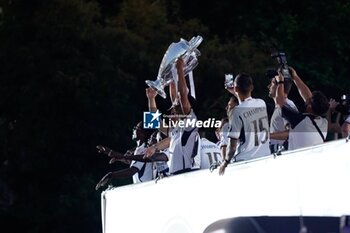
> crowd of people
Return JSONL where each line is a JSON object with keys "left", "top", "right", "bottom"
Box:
{"left": 95, "top": 58, "right": 350, "bottom": 190}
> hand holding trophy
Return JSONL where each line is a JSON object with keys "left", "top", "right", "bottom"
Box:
{"left": 145, "top": 36, "right": 203, "bottom": 99}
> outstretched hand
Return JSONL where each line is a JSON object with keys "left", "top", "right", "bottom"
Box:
{"left": 95, "top": 172, "right": 112, "bottom": 190}
{"left": 146, "top": 87, "right": 157, "bottom": 99}
{"left": 144, "top": 146, "right": 156, "bottom": 159}
{"left": 96, "top": 145, "right": 130, "bottom": 164}
{"left": 96, "top": 145, "right": 112, "bottom": 155}
{"left": 329, "top": 98, "right": 339, "bottom": 112}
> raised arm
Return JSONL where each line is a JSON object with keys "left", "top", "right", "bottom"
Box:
{"left": 275, "top": 72, "right": 287, "bottom": 107}
{"left": 289, "top": 66, "right": 312, "bottom": 103}
{"left": 176, "top": 58, "right": 191, "bottom": 115}
{"left": 146, "top": 87, "right": 158, "bottom": 112}
{"left": 145, "top": 87, "right": 169, "bottom": 135}
{"left": 169, "top": 80, "right": 177, "bottom": 105}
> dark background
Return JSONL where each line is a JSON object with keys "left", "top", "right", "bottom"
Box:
{"left": 0, "top": 0, "right": 349, "bottom": 233}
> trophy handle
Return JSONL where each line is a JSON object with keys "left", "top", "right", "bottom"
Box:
{"left": 189, "top": 36, "right": 203, "bottom": 50}
{"left": 145, "top": 79, "right": 167, "bottom": 99}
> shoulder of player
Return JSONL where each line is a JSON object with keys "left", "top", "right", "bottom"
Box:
{"left": 236, "top": 98, "right": 267, "bottom": 109}
{"left": 285, "top": 98, "right": 298, "bottom": 109}
{"left": 252, "top": 98, "right": 267, "bottom": 105}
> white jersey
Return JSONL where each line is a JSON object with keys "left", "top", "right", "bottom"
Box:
{"left": 168, "top": 110, "right": 200, "bottom": 174}
{"left": 131, "top": 143, "right": 154, "bottom": 183}
{"left": 199, "top": 138, "right": 222, "bottom": 169}
{"left": 270, "top": 98, "right": 298, "bottom": 150}
{"left": 282, "top": 106, "right": 328, "bottom": 150}
{"left": 228, "top": 97, "right": 271, "bottom": 161}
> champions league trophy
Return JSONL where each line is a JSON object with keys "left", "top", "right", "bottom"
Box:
{"left": 145, "top": 35, "right": 203, "bottom": 99}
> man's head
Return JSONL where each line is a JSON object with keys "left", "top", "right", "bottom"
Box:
{"left": 267, "top": 76, "right": 293, "bottom": 98}
{"left": 132, "top": 121, "right": 156, "bottom": 142}
{"left": 233, "top": 73, "right": 254, "bottom": 97}
{"left": 305, "top": 91, "right": 329, "bottom": 116}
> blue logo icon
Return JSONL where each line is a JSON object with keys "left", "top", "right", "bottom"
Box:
{"left": 143, "top": 110, "right": 162, "bottom": 129}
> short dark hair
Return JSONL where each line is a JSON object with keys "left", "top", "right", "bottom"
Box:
{"left": 310, "top": 91, "right": 329, "bottom": 116}
{"left": 135, "top": 121, "right": 156, "bottom": 138}
{"left": 234, "top": 73, "right": 253, "bottom": 96}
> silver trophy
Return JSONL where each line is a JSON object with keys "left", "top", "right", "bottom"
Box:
{"left": 145, "top": 35, "right": 203, "bottom": 99}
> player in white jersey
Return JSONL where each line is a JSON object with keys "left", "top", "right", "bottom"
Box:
{"left": 199, "top": 137, "right": 222, "bottom": 169}
{"left": 275, "top": 67, "right": 329, "bottom": 150}
{"left": 144, "top": 58, "right": 200, "bottom": 175}
{"left": 219, "top": 73, "right": 271, "bottom": 175}
{"left": 267, "top": 71, "right": 298, "bottom": 153}
{"left": 95, "top": 121, "right": 156, "bottom": 190}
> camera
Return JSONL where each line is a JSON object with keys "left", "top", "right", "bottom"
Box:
{"left": 224, "top": 74, "right": 234, "bottom": 89}
{"left": 271, "top": 51, "right": 292, "bottom": 80}
{"left": 339, "top": 94, "right": 350, "bottom": 115}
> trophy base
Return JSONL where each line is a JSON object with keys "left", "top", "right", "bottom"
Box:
{"left": 145, "top": 80, "right": 167, "bottom": 99}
